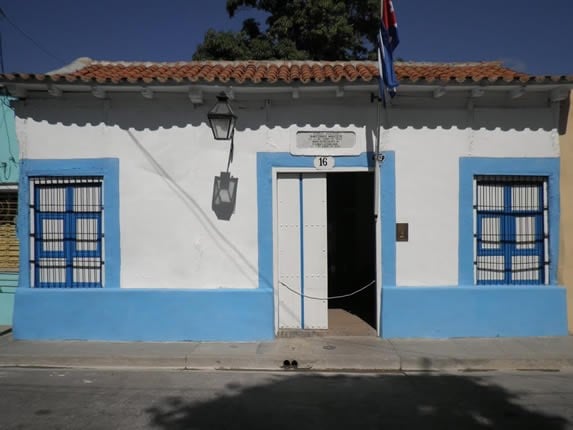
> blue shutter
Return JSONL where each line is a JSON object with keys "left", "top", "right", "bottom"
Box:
{"left": 33, "top": 178, "right": 103, "bottom": 288}
{"left": 475, "top": 177, "right": 546, "bottom": 285}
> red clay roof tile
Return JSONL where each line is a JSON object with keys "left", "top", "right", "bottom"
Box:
{"left": 1, "top": 59, "right": 572, "bottom": 86}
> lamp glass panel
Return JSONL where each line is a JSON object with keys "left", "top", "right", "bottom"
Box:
{"left": 210, "top": 118, "right": 232, "bottom": 140}
{"left": 219, "top": 188, "right": 232, "bottom": 203}
{"left": 229, "top": 117, "right": 237, "bottom": 136}
{"left": 217, "top": 177, "right": 236, "bottom": 203}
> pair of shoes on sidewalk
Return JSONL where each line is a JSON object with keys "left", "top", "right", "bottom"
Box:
{"left": 282, "top": 359, "right": 299, "bottom": 369}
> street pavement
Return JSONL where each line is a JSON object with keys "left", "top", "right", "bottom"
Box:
{"left": 0, "top": 368, "right": 572, "bottom": 429}
{"left": 1, "top": 330, "right": 573, "bottom": 372}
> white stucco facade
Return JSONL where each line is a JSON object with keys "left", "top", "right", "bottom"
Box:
{"left": 13, "top": 93, "right": 559, "bottom": 291}
{"left": 385, "top": 107, "right": 559, "bottom": 286}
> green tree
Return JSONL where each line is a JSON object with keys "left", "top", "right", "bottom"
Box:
{"left": 193, "top": 0, "right": 380, "bottom": 61}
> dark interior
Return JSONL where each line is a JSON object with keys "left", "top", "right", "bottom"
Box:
{"left": 327, "top": 172, "right": 377, "bottom": 329}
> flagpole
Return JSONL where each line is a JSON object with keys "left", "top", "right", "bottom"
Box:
{"left": 373, "top": 92, "right": 382, "bottom": 336}
{"left": 375, "top": 0, "right": 399, "bottom": 336}
{"left": 374, "top": 97, "right": 382, "bottom": 218}
{"left": 375, "top": 0, "right": 399, "bottom": 220}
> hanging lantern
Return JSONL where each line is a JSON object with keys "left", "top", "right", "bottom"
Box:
{"left": 207, "top": 93, "right": 237, "bottom": 140}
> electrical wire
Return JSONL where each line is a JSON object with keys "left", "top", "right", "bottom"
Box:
{"left": 0, "top": 59, "right": 17, "bottom": 169}
{"left": 0, "top": 8, "right": 65, "bottom": 66}
{"left": 1, "top": 102, "right": 16, "bottom": 161}
{"left": 0, "top": 75, "right": 17, "bottom": 181}
{"left": 279, "top": 279, "right": 376, "bottom": 301}
{"left": 0, "top": 9, "right": 20, "bottom": 178}
{"left": 0, "top": 89, "right": 17, "bottom": 180}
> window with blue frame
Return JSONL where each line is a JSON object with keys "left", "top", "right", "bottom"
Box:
{"left": 475, "top": 176, "right": 548, "bottom": 285}
{"left": 30, "top": 176, "right": 104, "bottom": 288}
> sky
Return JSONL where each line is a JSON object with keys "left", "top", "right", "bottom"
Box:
{"left": 0, "top": 0, "right": 571, "bottom": 76}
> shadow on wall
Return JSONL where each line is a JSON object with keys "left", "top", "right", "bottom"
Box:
{"left": 11, "top": 92, "right": 564, "bottom": 133}
{"left": 559, "top": 96, "right": 571, "bottom": 135}
{"left": 126, "top": 130, "right": 257, "bottom": 283}
{"left": 145, "top": 372, "right": 567, "bottom": 430}
{"left": 212, "top": 171, "right": 238, "bottom": 221}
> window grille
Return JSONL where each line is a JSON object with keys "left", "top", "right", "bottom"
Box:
{"left": 474, "top": 175, "right": 548, "bottom": 285}
{"left": 30, "top": 177, "right": 104, "bottom": 288}
{"left": 0, "top": 191, "right": 18, "bottom": 271}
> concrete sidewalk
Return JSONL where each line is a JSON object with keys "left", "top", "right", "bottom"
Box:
{"left": 2, "top": 332, "right": 573, "bottom": 372}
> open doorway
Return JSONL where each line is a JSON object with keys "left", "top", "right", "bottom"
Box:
{"left": 327, "top": 172, "right": 377, "bottom": 335}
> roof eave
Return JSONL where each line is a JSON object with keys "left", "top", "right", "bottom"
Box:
{"left": 1, "top": 78, "right": 572, "bottom": 102}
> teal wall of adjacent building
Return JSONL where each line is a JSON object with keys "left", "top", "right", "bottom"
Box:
{"left": 0, "top": 276, "right": 16, "bottom": 327}
{"left": 0, "top": 96, "right": 18, "bottom": 183}
{"left": 0, "top": 96, "right": 19, "bottom": 326}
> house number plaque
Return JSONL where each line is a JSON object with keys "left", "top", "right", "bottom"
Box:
{"left": 313, "top": 156, "right": 335, "bottom": 169}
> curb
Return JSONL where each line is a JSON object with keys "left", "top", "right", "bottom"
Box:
{"left": 1, "top": 357, "right": 573, "bottom": 372}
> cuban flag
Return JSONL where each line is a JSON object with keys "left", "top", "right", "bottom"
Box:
{"left": 377, "top": 0, "right": 399, "bottom": 101}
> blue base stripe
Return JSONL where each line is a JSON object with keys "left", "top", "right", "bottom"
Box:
{"left": 13, "top": 288, "right": 274, "bottom": 341}
{"left": 381, "top": 286, "right": 568, "bottom": 338}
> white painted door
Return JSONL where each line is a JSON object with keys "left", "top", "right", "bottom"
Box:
{"left": 277, "top": 173, "right": 328, "bottom": 329}
{"left": 277, "top": 174, "right": 302, "bottom": 328}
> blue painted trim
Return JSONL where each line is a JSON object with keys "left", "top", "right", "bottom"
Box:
{"left": 380, "top": 152, "right": 396, "bottom": 288}
{"left": 381, "top": 285, "right": 568, "bottom": 338}
{"left": 458, "top": 157, "right": 559, "bottom": 286}
{"left": 256, "top": 151, "right": 397, "bottom": 333}
{"left": 257, "top": 152, "right": 377, "bottom": 295}
{"left": 298, "top": 174, "right": 305, "bottom": 328}
{"left": 13, "top": 288, "right": 274, "bottom": 341}
{"left": 18, "top": 159, "right": 121, "bottom": 289}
